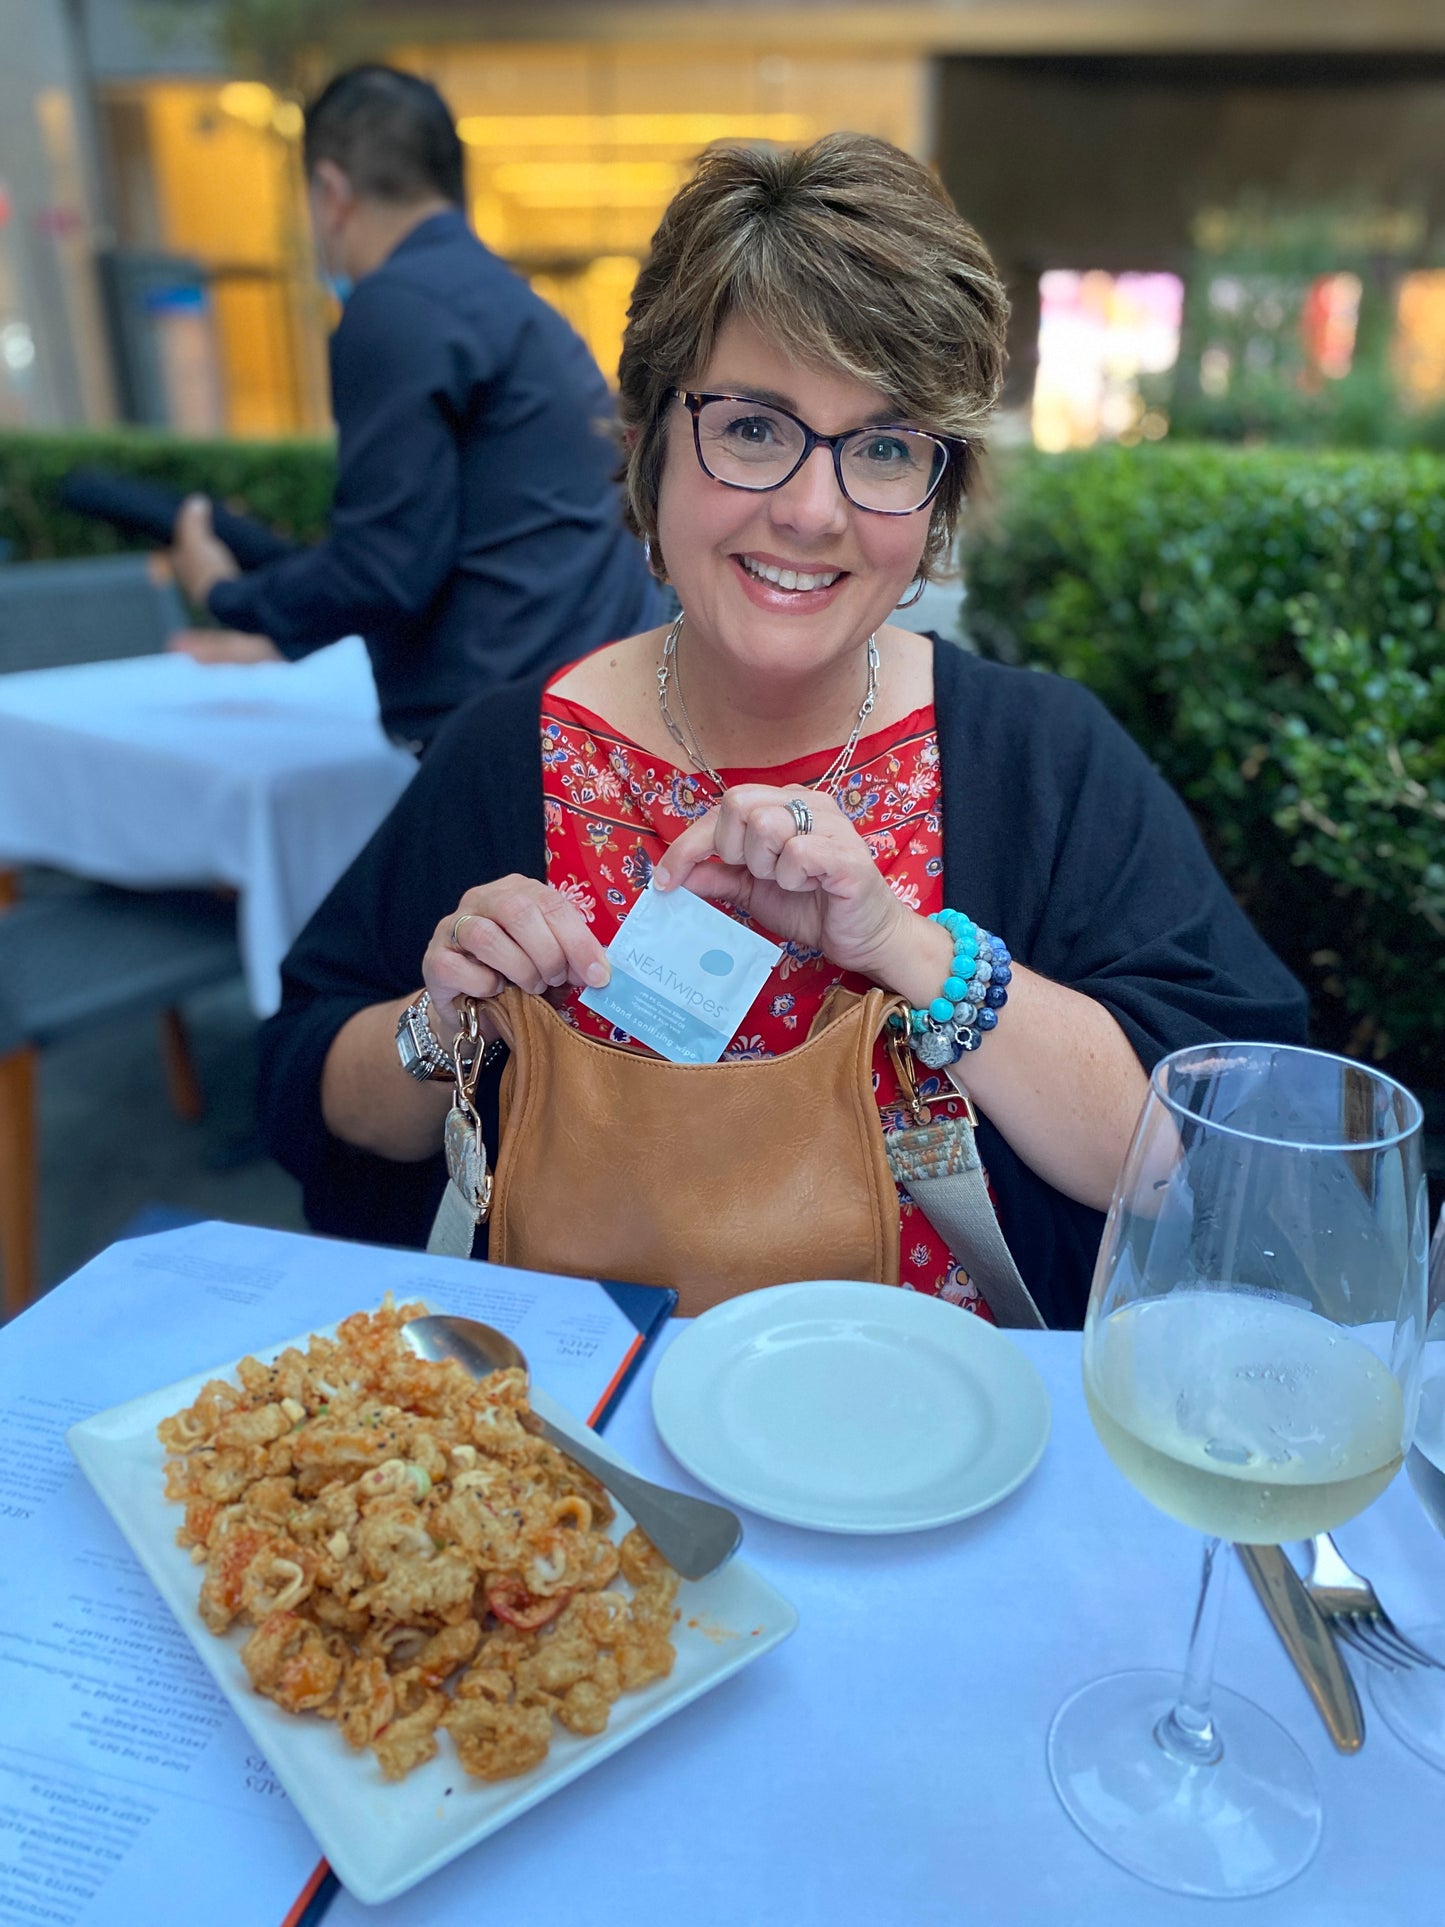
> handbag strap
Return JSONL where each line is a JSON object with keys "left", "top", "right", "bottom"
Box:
{"left": 884, "top": 1111, "right": 1045, "bottom": 1329}
{"left": 426, "top": 994, "right": 512, "bottom": 1260}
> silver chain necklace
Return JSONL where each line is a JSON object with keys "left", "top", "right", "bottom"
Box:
{"left": 655, "top": 612, "right": 879, "bottom": 801}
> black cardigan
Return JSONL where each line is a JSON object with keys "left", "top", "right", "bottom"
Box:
{"left": 259, "top": 639, "right": 1307, "bottom": 1328}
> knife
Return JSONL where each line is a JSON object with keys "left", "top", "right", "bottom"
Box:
{"left": 1235, "top": 1543, "right": 1365, "bottom": 1752}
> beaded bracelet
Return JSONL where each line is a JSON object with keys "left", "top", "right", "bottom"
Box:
{"left": 891, "top": 908, "right": 1012, "bottom": 1068}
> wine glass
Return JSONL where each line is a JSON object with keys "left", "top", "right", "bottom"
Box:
{"left": 1369, "top": 1201, "right": 1445, "bottom": 1769}
{"left": 1049, "top": 1041, "right": 1427, "bottom": 1899}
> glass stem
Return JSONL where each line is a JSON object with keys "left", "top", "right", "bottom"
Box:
{"left": 1155, "top": 1535, "right": 1228, "bottom": 1767}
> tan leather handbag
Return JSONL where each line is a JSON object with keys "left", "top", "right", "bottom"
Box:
{"left": 429, "top": 981, "right": 903, "bottom": 1316}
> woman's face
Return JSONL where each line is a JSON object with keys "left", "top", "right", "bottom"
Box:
{"left": 654, "top": 315, "right": 932, "bottom": 688}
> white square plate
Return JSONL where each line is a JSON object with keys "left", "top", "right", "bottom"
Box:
{"left": 67, "top": 1322, "right": 798, "bottom": 1904}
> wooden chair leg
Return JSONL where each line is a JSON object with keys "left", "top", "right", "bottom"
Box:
{"left": 0, "top": 1045, "right": 38, "bottom": 1317}
{"left": 158, "top": 1007, "right": 205, "bottom": 1122}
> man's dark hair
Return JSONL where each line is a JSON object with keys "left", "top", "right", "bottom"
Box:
{"left": 304, "top": 65, "right": 465, "bottom": 207}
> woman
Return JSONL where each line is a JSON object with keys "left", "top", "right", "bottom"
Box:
{"left": 260, "top": 134, "right": 1305, "bottom": 1329}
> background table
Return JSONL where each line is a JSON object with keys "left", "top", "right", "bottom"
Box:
{"left": 0, "top": 641, "right": 417, "bottom": 1015}
{"left": 2, "top": 1222, "right": 1441, "bottom": 1927}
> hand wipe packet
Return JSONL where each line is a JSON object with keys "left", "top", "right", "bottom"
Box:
{"left": 580, "top": 881, "right": 781, "bottom": 1064}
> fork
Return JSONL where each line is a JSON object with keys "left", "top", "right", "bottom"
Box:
{"left": 1301, "top": 1534, "right": 1445, "bottom": 1673}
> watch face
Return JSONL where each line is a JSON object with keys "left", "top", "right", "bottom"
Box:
{"left": 397, "top": 1005, "right": 441, "bottom": 1078}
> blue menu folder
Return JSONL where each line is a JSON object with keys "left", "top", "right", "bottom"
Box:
{"left": 592, "top": 1276, "right": 679, "bottom": 1431}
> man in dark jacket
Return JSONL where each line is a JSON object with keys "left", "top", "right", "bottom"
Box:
{"left": 168, "top": 64, "right": 658, "bottom": 750}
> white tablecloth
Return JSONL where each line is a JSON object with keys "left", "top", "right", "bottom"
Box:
{"left": 7, "top": 1223, "right": 1441, "bottom": 1927}
{"left": 340, "top": 1337, "right": 1442, "bottom": 1927}
{"left": 0, "top": 641, "right": 417, "bottom": 1014}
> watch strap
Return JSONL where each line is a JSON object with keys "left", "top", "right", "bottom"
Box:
{"left": 397, "top": 991, "right": 452, "bottom": 1081}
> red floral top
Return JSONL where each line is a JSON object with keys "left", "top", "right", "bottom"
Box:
{"left": 539, "top": 679, "right": 995, "bottom": 1321}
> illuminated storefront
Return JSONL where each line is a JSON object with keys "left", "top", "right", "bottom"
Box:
{"left": 10, "top": 3, "right": 1443, "bottom": 442}
{"left": 97, "top": 45, "right": 927, "bottom": 436}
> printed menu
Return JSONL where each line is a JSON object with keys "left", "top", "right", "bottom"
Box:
{"left": 0, "top": 1222, "right": 670, "bottom": 1926}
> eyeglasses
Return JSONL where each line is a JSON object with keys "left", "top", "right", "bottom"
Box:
{"left": 675, "top": 391, "right": 962, "bottom": 515}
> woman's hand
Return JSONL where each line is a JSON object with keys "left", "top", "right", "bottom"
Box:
{"left": 652, "top": 785, "right": 933, "bottom": 990}
{"left": 423, "top": 876, "right": 611, "bottom": 1043}
{"left": 650, "top": 790, "right": 1146, "bottom": 1212}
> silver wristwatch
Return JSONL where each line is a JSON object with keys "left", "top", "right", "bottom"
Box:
{"left": 395, "top": 991, "right": 453, "bottom": 1082}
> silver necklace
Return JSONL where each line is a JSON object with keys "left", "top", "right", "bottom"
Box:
{"left": 655, "top": 612, "right": 879, "bottom": 800}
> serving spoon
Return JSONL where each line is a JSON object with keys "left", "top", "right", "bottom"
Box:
{"left": 400, "top": 1313, "right": 742, "bottom": 1581}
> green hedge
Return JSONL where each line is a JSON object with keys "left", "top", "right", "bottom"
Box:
{"left": 0, "top": 431, "right": 335, "bottom": 562}
{"left": 963, "top": 444, "right": 1445, "bottom": 1084}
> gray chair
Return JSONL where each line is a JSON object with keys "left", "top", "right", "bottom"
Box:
{"left": 0, "top": 886, "right": 243, "bottom": 1316}
{"left": 0, "top": 553, "right": 185, "bottom": 674}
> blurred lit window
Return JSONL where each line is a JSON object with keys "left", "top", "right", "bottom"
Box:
{"left": 413, "top": 46, "right": 927, "bottom": 386}
{"left": 457, "top": 112, "right": 813, "bottom": 382}
{"left": 103, "top": 49, "right": 928, "bottom": 427}
{"left": 1394, "top": 270, "right": 1445, "bottom": 407}
{"left": 1031, "top": 270, "right": 1183, "bottom": 451}
{"left": 1195, "top": 270, "right": 1361, "bottom": 401}
{"left": 1300, "top": 273, "right": 1361, "bottom": 383}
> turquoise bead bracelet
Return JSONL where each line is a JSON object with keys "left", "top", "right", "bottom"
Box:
{"left": 892, "top": 909, "right": 1012, "bottom": 1068}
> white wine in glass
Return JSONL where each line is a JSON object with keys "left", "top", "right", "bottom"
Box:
{"left": 1085, "top": 1289, "right": 1406, "bottom": 1543}
{"left": 1050, "top": 1041, "right": 1427, "bottom": 1899}
{"left": 1370, "top": 1202, "right": 1445, "bottom": 1771}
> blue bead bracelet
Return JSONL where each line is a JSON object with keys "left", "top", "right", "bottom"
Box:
{"left": 891, "top": 909, "right": 1011, "bottom": 1067}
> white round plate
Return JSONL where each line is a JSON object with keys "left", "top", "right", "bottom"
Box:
{"left": 651, "top": 1280, "right": 1051, "bottom": 1533}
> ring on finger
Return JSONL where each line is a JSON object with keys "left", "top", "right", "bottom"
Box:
{"left": 449, "top": 911, "right": 479, "bottom": 949}
{"left": 787, "top": 798, "right": 814, "bottom": 837}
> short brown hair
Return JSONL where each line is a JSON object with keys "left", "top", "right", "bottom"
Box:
{"left": 618, "top": 132, "right": 1009, "bottom": 580}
